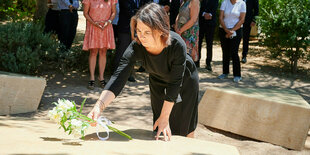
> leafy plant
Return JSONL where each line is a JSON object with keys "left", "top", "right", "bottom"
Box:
{"left": 0, "top": 21, "right": 59, "bottom": 75}
{"left": 258, "top": 0, "right": 310, "bottom": 73}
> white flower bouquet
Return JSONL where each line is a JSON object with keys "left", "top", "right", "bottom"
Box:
{"left": 48, "top": 98, "right": 132, "bottom": 140}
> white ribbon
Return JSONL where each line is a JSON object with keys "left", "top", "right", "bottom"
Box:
{"left": 96, "top": 116, "right": 112, "bottom": 141}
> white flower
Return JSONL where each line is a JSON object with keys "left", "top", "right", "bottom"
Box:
{"left": 65, "top": 110, "right": 73, "bottom": 118}
{"left": 57, "top": 100, "right": 69, "bottom": 112}
{"left": 48, "top": 107, "right": 64, "bottom": 124}
{"left": 64, "top": 99, "right": 74, "bottom": 109}
{"left": 69, "top": 119, "right": 89, "bottom": 138}
{"left": 71, "top": 119, "right": 83, "bottom": 132}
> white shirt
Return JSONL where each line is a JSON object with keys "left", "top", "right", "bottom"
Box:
{"left": 220, "top": 0, "right": 246, "bottom": 29}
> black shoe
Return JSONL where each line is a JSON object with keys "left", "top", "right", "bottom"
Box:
{"left": 241, "top": 57, "right": 247, "bottom": 63}
{"left": 128, "top": 76, "right": 136, "bottom": 82}
{"left": 99, "top": 80, "right": 107, "bottom": 88}
{"left": 137, "top": 66, "right": 145, "bottom": 72}
{"left": 87, "top": 80, "right": 95, "bottom": 90}
{"left": 206, "top": 64, "right": 212, "bottom": 71}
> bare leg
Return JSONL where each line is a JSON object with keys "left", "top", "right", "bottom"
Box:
{"left": 98, "top": 48, "right": 107, "bottom": 81}
{"left": 187, "top": 131, "right": 195, "bottom": 138}
{"left": 89, "top": 49, "right": 98, "bottom": 81}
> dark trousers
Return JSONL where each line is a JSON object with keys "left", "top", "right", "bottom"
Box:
{"left": 58, "top": 10, "right": 78, "bottom": 50}
{"left": 113, "top": 32, "right": 132, "bottom": 72}
{"left": 198, "top": 24, "right": 216, "bottom": 66}
{"left": 44, "top": 9, "right": 60, "bottom": 35}
{"left": 219, "top": 28, "right": 242, "bottom": 77}
{"left": 112, "top": 24, "right": 118, "bottom": 43}
{"left": 242, "top": 24, "right": 251, "bottom": 58}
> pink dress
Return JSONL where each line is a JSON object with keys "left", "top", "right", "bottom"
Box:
{"left": 82, "top": 0, "right": 117, "bottom": 50}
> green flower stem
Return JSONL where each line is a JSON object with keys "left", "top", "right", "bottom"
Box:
{"left": 79, "top": 98, "right": 87, "bottom": 113}
{"left": 76, "top": 112, "right": 96, "bottom": 123}
{"left": 107, "top": 125, "right": 133, "bottom": 140}
{"left": 76, "top": 112, "right": 132, "bottom": 140}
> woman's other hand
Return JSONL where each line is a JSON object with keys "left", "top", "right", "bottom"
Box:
{"left": 175, "top": 28, "right": 182, "bottom": 36}
{"left": 225, "top": 30, "right": 234, "bottom": 38}
{"left": 153, "top": 115, "right": 171, "bottom": 141}
{"left": 94, "top": 21, "right": 104, "bottom": 30}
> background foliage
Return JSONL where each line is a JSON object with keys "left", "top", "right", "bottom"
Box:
{"left": 0, "top": 21, "right": 59, "bottom": 74}
{"left": 258, "top": 0, "right": 310, "bottom": 73}
{"left": 0, "top": 0, "right": 36, "bottom": 21}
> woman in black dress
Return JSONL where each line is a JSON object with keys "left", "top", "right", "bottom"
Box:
{"left": 87, "top": 3, "right": 199, "bottom": 141}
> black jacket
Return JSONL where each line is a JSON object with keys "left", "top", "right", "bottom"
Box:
{"left": 244, "top": 0, "right": 259, "bottom": 25}
{"left": 169, "top": 0, "right": 181, "bottom": 27}
{"left": 118, "top": 0, "right": 139, "bottom": 33}
{"left": 199, "top": 0, "right": 219, "bottom": 27}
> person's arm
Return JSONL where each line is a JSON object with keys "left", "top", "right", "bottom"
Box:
{"left": 160, "top": 0, "right": 170, "bottom": 12}
{"left": 47, "top": 0, "right": 53, "bottom": 8}
{"left": 87, "top": 42, "right": 137, "bottom": 123}
{"left": 153, "top": 100, "right": 174, "bottom": 141}
{"left": 219, "top": 10, "right": 231, "bottom": 34}
{"left": 231, "top": 12, "right": 245, "bottom": 31}
{"left": 87, "top": 90, "right": 116, "bottom": 125}
{"left": 204, "top": 0, "right": 219, "bottom": 20}
{"left": 102, "top": 1, "right": 117, "bottom": 28}
{"left": 72, "top": 0, "right": 79, "bottom": 9}
{"left": 83, "top": 2, "right": 103, "bottom": 29}
{"left": 60, "top": 0, "right": 71, "bottom": 7}
{"left": 174, "top": 14, "right": 180, "bottom": 32}
{"left": 177, "top": 0, "right": 200, "bottom": 34}
{"left": 108, "top": 1, "right": 117, "bottom": 23}
{"left": 231, "top": 2, "right": 246, "bottom": 31}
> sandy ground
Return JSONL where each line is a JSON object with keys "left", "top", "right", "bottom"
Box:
{"left": 9, "top": 11, "right": 310, "bottom": 154}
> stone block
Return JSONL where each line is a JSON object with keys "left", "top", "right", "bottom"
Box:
{"left": 198, "top": 87, "right": 310, "bottom": 150}
{"left": 0, "top": 71, "right": 46, "bottom": 115}
{"left": 0, "top": 117, "right": 240, "bottom": 155}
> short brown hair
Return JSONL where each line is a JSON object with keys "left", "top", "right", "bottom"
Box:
{"left": 130, "top": 3, "right": 171, "bottom": 46}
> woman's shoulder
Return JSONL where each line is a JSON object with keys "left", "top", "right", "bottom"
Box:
{"left": 168, "top": 31, "right": 187, "bottom": 54}
{"left": 170, "top": 31, "right": 186, "bottom": 46}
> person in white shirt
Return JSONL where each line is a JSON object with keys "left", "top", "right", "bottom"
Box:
{"left": 218, "top": 0, "right": 246, "bottom": 83}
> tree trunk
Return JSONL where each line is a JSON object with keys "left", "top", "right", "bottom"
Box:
{"left": 34, "top": 0, "right": 48, "bottom": 21}
{"left": 291, "top": 48, "right": 298, "bottom": 74}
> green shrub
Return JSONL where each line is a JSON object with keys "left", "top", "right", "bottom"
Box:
{"left": 258, "top": 0, "right": 310, "bottom": 73}
{"left": 0, "top": 21, "right": 59, "bottom": 75}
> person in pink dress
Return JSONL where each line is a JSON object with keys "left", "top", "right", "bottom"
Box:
{"left": 82, "top": 0, "right": 117, "bottom": 90}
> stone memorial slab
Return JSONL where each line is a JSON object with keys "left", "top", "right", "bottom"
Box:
{"left": 198, "top": 87, "right": 310, "bottom": 150}
{"left": 0, "top": 71, "right": 46, "bottom": 115}
{"left": 0, "top": 117, "right": 239, "bottom": 155}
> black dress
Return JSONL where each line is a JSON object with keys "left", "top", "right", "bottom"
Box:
{"left": 105, "top": 31, "right": 199, "bottom": 136}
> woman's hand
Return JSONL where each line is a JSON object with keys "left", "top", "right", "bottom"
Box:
{"left": 87, "top": 103, "right": 103, "bottom": 127}
{"left": 101, "top": 21, "right": 110, "bottom": 28}
{"left": 94, "top": 21, "right": 104, "bottom": 30}
{"left": 175, "top": 28, "right": 182, "bottom": 36}
{"left": 87, "top": 90, "right": 115, "bottom": 126}
{"left": 153, "top": 115, "right": 171, "bottom": 141}
{"left": 225, "top": 29, "right": 234, "bottom": 38}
